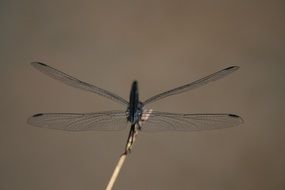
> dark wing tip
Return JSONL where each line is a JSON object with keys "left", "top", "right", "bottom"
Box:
{"left": 225, "top": 66, "right": 240, "bottom": 71}
{"left": 27, "top": 113, "right": 44, "bottom": 126}
{"left": 32, "top": 113, "right": 44, "bottom": 117}
{"left": 228, "top": 113, "right": 239, "bottom": 117}
{"left": 31, "top": 62, "right": 47, "bottom": 67}
{"left": 228, "top": 114, "right": 244, "bottom": 123}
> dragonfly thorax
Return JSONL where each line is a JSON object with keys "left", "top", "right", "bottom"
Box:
{"left": 127, "top": 81, "right": 144, "bottom": 124}
{"left": 127, "top": 101, "right": 144, "bottom": 124}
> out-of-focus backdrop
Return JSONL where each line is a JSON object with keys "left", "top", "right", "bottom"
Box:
{"left": 0, "top": 1, "right": 284, "bottom": 190}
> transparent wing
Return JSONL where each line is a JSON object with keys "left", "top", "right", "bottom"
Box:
{"left": 140, "top": 111, "right": 243, "bottom": 132}
{"left": 28, "top": 110, "right": 128, "bottom": 131}
{"left": 143, "top": 66, "right": 239, "bottom": 105}
{"left": 31, "top": 62, "right": 129, "bottom": 106}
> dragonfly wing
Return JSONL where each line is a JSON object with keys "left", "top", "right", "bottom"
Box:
{"left": 28, "top": 110, "right": 128, "bottom": 131}
{"left": 140, "top": 111, "right": 243, "bottom": 132}
{"left": 31, "top": 62, "right": 129, "bottom": 106}
{"left": 143, "top": 66, "right": 239, "bottom": 105}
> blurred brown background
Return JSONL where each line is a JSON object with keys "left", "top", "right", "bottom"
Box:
{"left": 0, "top": 0, "right": 284, "bottom": 190}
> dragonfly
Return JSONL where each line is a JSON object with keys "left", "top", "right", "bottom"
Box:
{"left": 28, "top": 62, "right": 243, "bottom": 153}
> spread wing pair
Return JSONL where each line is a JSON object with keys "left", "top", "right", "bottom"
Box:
{"left": 28, "top": 62, "right": 243, "bottom": 132}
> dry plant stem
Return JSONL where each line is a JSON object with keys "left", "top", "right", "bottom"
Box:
{"left": 105, "top": 129, "right": 138, "bottom": 190}
{"left": 105, "top": 153, "right": 127, "bottom": 190}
